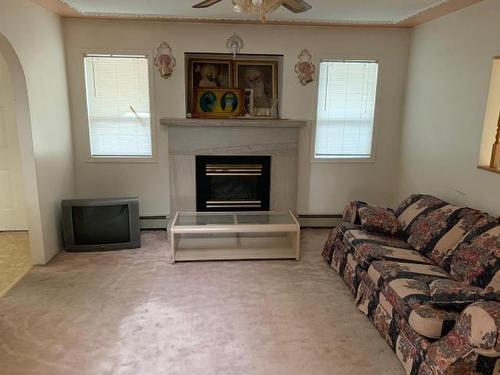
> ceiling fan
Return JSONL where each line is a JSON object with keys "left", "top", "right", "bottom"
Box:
{"left": 193, "top": 0, "right": 312, "bottom": 20}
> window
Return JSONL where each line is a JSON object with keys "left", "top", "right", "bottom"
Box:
{"left": 314, "top": 60, "right": 379, "bottom": 159}
{"left": 84, "top": 54, "right": 152, "bottom": 158}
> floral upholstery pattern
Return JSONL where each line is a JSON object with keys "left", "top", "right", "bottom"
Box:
{"left": 396, "top": 194, "right": 447, "bottom": 234}
{"left": 444, "top": 225, "right": 500, "bottom": 289}
{"left": 405, "top": 205, "right": 464, "bottom": 254}
{"left": 353, "top": 243, "right": 432, "bottom": 270}
{"left": 358, "top": 205, "right": 403, "bottom": 237}
{"left": 422, "top": 301, "right": 500, "bottom": 375}
{"left": 427, "top": 209, "right": 491, "bottom": 268}
{"left": 343, "top": 227, "right": 412, "bottom": 251}
{"left": 368, "top": 260, "right": 450, "bottom": 289}
{"left": 429, "top": 279, "right": 499, "bottom": 308}
{"left": 380, "top": 278, "right": 458, "bottom": 339}
{"left": 342, "top": 200, "right": 367, "bottom": 224}
{"left": 322, "top": 194, "right": 500, "bottom": 374}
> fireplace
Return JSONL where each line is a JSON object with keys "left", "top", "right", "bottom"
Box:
{"left": 196, "top": 155, "right": 271, "bottom": 211}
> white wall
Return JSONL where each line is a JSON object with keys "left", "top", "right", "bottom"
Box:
{"left": 398, "top": 0, "right": 500, "bottom": 216}
{"left": 0, "top": 0, "right": 75, "bottom": 263}
{"left": 64, "top": 19, "right": 410, "bottom": 215}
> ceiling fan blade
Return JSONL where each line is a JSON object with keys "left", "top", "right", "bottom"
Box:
{"left": 192, "top": 0, "right": 224, "bottom": 8}
{"left": 282, "top": 0, "right": 312, "bottom": 13}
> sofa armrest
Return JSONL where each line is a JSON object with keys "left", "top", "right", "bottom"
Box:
{"left": 421, "top": 301, "right": 500, "bottom": 375}
{"left": 342, "top": 200, "right": 368, "bottom": 224}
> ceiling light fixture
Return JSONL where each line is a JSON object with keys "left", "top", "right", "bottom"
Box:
{"left": 231, "top": 0, "right": 283, "bottom": 22}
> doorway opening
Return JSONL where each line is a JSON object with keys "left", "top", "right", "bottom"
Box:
{"left": 0, "top": 50, "right": 31, "bottom": 296}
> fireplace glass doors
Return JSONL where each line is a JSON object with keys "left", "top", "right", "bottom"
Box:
{"left": 196, "top": 156, "right": 271, "bottom": 211}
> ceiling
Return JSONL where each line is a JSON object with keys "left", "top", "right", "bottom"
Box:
{"left": 33, "top": 0, "right": 483, "bottom": 26}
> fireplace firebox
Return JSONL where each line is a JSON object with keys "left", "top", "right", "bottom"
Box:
{"left": 196, "top": 155, "right": 271, "bottom": 211}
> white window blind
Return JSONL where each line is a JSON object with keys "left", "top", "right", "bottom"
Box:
{"left": 315, "top": 61, "right": 379, "bottom": 158}
{"left": 84, "top": 55, "right": 152, "bottom": 157}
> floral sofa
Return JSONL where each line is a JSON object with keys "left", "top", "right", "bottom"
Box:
{"left": 322, "top": 194, "right": 499, "bottom": 374}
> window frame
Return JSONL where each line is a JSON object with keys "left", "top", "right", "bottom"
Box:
{"left": 81, "top": 48, "right": 157, "bottom": 163}
{"left": 311, "top": 58, "right": 381, "bottom": 164}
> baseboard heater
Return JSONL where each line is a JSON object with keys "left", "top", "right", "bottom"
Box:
{"left": 297, "top": 214, "right": 342, "bottom": 228}
{"left": 140, "top": 215, "right": 168, "bottom": 230}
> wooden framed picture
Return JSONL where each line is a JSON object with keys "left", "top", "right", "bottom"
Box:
{"left": 187, "top": 58, "right": 232, "bottom": 115}
{"left": 235, "top": 60, "right": 278, "bottom": 118}
{"left": 194, "top": 88, "right": 243, "bottom": 118}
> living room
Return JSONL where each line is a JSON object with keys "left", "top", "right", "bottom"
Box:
{"left": 0, "top": 0, "right": 499, "bottom": 374}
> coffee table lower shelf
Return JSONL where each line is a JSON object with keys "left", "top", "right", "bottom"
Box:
{"left": 174, "top": 235, "right": 297, "bottom": 262}
{"left": 169, "top": 211, "right": 300, "bottom": 263}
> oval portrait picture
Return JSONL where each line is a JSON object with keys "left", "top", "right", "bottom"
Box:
{"left": 200, "top": 91, "right": 217, "bottom": 112}
{"left": 221, "top": 92, "right": 239, "bottom": 112}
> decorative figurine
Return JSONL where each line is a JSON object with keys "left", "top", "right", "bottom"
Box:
{"left": 154, "top": 41, "right": 176, "bottom": 79}
{"left": 295, "top": 49, "right": 315, "bottom": 86}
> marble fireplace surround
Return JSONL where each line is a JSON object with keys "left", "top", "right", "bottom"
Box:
{"left": 161, "top": 118, "right": 307, "bottom": 213}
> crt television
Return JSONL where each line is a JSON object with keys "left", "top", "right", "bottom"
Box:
{"left": 61, "top": 197, "right": 141, "bottom": 252}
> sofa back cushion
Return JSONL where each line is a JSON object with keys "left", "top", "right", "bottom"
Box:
{"left": 443, "top": 221, "right": 500, "bottom": 288}
{"left": 408, "top": 208, "right": 490, "bottom": 268}
{"left": 395, "top": 194, "right": 447, "bottom": 239}
{"left": 406, "top": 204, "right": 463, "bottom": 253}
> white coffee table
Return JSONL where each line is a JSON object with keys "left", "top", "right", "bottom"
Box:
{"left": 169, "top": 211, "right": 300, "bottom": 263}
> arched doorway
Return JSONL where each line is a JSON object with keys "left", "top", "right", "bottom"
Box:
{"left": 0, "top": 33, "right": 45, "bottom": 295}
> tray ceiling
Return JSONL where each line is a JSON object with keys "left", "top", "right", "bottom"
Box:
{"left": 34, "top": 0, "right": 483, "bottom": 26}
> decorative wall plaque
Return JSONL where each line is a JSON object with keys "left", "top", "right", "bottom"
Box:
{"left": 294, "top": 49, "right": 315, "bottom": 86}
{"left": 154, "top": 41, "right": 176, "bottom": 79}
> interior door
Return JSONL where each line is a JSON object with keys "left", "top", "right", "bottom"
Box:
{"left": 0, "top": 54, "right": 28, "bottom": 230}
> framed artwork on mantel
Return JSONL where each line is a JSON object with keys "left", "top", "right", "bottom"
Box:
{"left": 193, "top": 88, "right": 243, "bottom": 118}
{"left": 235, "top": 60, "right": 278, "bottom": 118}
{"left": 187, "top": 59, "right": 232, "bottom": 117}
{"left": 185, "top": 53, "right": 281, "bottom": 119}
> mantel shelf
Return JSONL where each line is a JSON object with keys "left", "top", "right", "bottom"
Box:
{"left": 160, "top": 118, "right": 307, "bottom": 128}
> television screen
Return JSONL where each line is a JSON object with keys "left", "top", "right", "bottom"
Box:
{"left": 61, "top": 197, "right": 140, "bottom": 251}
{"left": 72, "top": 205, "right": 131, "bottom": 245}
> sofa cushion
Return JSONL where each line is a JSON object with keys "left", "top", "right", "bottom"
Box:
{"left": 342, "top": 227, "right": 412, "bottom": 254}
{"left": 380, "top": 281, "right": 458, "bottom": 339}
{"left": 429, "top": 279, "right": 499, "bottom": 309}
{"left": 395, "top": 194, "right": 447, "bottom": 237}
{"left": 426, "top": 209, "right": 491, "bottom": 268}
{"left": 444, "top": 224, "right": 500, "bottom": 288}
{"left": 405, "top": 205, "right": 465, "bottom": 254}
{"left": 358, "top": 205, "right": 402, "bottom": 238}
{"left": 368, "top": 260, "right": 451, "bottom": 290}
{"left": 353, "top": 242, "right": 432, "bottom": 270}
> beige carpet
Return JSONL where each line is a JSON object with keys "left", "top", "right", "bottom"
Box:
{"left": 0, "top": 231, "right": 31, "bottom": 297}
{"left": 0, "top": 229, "right": 403, "bottom": 375}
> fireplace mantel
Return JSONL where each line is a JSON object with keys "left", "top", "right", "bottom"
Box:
{"left": 160, "top": 118, "right": 307, "bottom": 128}
{"left": 165, "top": 117, "right": 303, "bottom": 214}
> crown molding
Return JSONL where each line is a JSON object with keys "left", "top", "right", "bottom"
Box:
{"left": 397, "top": 0, "right": 483, "bottom": 26}
{"left": 31, "top": 0, "right": 485, "bottom": 28}
{"left": 31, "top": 0, "right": 80, "bottom": 16}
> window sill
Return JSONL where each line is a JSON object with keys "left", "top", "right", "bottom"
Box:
{"left": 86, "top": 156, "right": 157, "bottom": 164}
{"left": 311, "top": 156, "right": 376, "bottom": 164}
{"left": 477, "top": 165, "right": 500, "bottom": 175}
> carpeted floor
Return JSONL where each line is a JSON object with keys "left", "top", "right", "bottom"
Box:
{"left": 0, "top": 229, "right": 403, "bottom": 375}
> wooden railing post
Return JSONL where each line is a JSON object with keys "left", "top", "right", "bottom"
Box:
{"left": 491, "top": 111, "right": 500, "bottom": 169}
